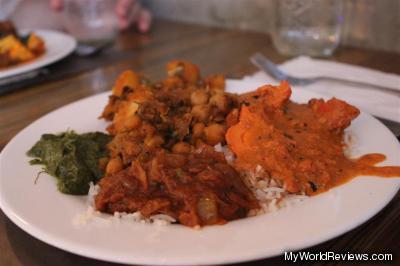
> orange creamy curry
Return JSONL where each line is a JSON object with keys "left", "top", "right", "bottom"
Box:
{"left": 226, "top": 81, "right": 400, "bottom": 195}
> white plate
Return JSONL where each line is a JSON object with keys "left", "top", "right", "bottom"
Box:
{"left": 0, "top": 80, "right": 399, "bottom": 265}
{"left": 0, "top": 30, "right": 76, "bottom": 79}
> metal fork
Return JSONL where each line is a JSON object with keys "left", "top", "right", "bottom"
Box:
{"left": 250, "top": 53, "right": 400, "bottom": 95}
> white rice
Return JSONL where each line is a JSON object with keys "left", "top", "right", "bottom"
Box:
{"left": 243, "top": 163, "right": 308, "bottom": 216}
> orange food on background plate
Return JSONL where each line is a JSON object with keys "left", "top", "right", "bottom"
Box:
{"left": 0, "top": 21, "right": 46, "bottom": 69}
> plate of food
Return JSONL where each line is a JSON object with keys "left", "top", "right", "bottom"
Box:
{"left": 0, "top": 21, "right": 76, "bottom": 79}
{"left": 0, "top": 61, "right": 399, "bottom": 265}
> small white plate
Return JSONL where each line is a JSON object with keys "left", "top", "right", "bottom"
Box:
{"left": 0, "top": 29, "right": 76, "bottom": 79}
{"left": 0, "top": 80, "right": 399, "bottom": 265}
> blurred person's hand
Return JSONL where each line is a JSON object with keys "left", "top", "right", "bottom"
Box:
{"left": 50, "top": 0, "right": 152, "bottom": 32}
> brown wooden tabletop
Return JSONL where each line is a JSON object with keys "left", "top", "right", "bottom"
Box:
{"left": 0, "top": 20, "right": 399, "bottom": 266}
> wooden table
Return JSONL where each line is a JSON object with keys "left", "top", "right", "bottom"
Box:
{"left": 0, "top": 20, "right": 399, "bottom": 266}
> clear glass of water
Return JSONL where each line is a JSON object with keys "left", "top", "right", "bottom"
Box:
{"left": 271, "top": 0, "right": 343, "bottom": 57}
{"left": 63, "top": 0, "right": 119, "bottom": 44}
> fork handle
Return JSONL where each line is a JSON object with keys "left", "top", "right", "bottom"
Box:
{"left": 314, "top": 76, "right": 400, "bottom": 96}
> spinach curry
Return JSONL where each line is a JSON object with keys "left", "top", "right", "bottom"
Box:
{"left": 27, "top": 131, "right": 111, "bottom": 195}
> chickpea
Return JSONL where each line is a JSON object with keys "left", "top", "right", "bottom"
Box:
{"left": 192, "top": 123, "right": 205, "bottom": 138}
{"left": 172, "top": 142, "right": 191, "bottom": 154}
{"left": 209, "top": 93, "right": 228, "bottom": 112}
{"left": 204, "top": 123, "right": 226, "bottom": 145}
{"left": 197, "top": 197, "right": 218, "bottom": 224}
{"left": 191, "top": 105, "right": 210, "bottom": 122}
{"left": 145, "top": 135, "right": 164, "bottom": 148}
{"left": 106, "top": 156, "right": 123, "bottom": 175}
{"left": 190, "top": 90, "right": 209, "bottom": 106}
{"left": 124, "top": 115, "right": 141, "bottom": 130}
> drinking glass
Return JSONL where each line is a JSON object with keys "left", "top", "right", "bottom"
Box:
{"left": 63, "top": 0, "right": 118, "bottom": 44}
{"left": 271, "top": 0, "right": 343, "bottom": 57}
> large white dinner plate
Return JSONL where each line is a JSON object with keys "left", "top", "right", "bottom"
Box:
{"left": 0, "top": 80, "right": 399, "bottom": 265}
{"left": 0, "top": 29, "right": 76, "bottom": 79}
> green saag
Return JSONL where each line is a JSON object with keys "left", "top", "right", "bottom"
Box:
{"left": 27, "top": 131, "right": 112, "bottom": 195}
